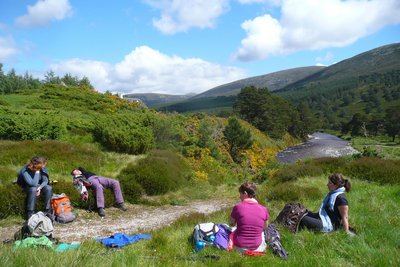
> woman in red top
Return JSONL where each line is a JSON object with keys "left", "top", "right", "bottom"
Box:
{"left": 230, "top": 182, "right": 269, "bottom": 252}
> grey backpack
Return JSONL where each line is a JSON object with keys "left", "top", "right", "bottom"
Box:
{"left": 27, "top": 211, "right": 54, "bottom": 237}
{"left": 14, "top": 212, "right": 54, "bottom": 240}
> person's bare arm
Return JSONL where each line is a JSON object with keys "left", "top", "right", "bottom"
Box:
{"left": 264, "top": 220, "right": 269, "bottom": 230}
{"left": 338, "top": 205, "right": 350, "bottom": 233}
{"left": 229, "top": 217, "right": 236, "bottom": 227}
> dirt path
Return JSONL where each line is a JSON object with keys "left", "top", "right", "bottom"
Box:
{"left": 0, "top": 199, "right": 234, "bottom": 243}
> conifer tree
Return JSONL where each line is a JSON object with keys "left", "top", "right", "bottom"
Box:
{"left": 223, "top": 117, "right": 253, "bottom": 162}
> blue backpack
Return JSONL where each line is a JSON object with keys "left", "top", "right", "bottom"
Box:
{"left": 192, "top": 223, "right": 233, "bottom": 251}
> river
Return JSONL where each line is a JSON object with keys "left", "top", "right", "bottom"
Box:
{"left": 275, "top": 132, "right": 360, "bottom": 163}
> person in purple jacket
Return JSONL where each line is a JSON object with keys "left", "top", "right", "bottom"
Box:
{"left": 229, "top": 181, "right": 269, "bottom": 252}
{"left": 71, "top": 167, "right": 127, "bottom": 217}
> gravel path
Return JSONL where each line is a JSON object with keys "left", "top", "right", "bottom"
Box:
{"left": 0, "top": 200, "right": 234, "bottom": 243}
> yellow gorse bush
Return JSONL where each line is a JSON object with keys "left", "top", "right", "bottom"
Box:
{"left": 194, "top": 170, "right": 208, "bottom": 182}
{"left": 243, "top": 143, "right": 279, "bottom": 171}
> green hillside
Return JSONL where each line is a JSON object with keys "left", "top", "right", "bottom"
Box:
{"left": 0, "top": 68, "right": 400, "bottom": 267}
{"left": 123, "top": 92, "right": 195, "bottom": 107}
{"left": 280, "top": 43, "right": 400, "bottom": 94}
{"left": 129, "top": 66, "right": 324, "bottom": 109}
{"left": 157, "top": 96, "right": 236, "bottom": 113}
{"left": 0, "top": 84, "right": 289, "bottom": 218}
{"left": 156, "top": 43, "right": 400, "bottom": 141}
{"left": 192, "top": 66, "right": 325, "bottom": 99}
{"left": 275, "top": 43, "right": 400, "bottom": 131}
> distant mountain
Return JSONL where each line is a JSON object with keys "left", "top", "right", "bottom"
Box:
{"left": 278, "top": 42, "right": 400, "bottom": 95}
{"left": 192, "top": 66, "right": 325, "bottom": 99}
{"left": 123, "top": 93, "right": 195, "bottom": 107}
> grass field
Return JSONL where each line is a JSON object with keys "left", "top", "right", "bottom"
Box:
{"left": 1, "top": 175, "right": 398, "bottom": 267}
{"left": 351, "top": 136, "right": 400, "bottom": 159}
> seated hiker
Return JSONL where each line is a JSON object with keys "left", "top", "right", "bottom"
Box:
{"left": 71, "top": 167, "right": 127, "bottom": 217}
{"left": 299, "top": 173, "right": 354, "bottom": 235}
{"left": 17, "top": 156, "right": 53, "bottom": 220}
{"left": 229, "top": 182, "right": 269, "bottom": 253}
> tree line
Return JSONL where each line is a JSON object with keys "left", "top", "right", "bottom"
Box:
{"left": 234, "top": 85, "right": 400, "bottom": 142}
{"left": 341, "top": 106, "right": 400, "bottom": 141}
{"left": 234, "top": 86, "right": 316, "bottom": 140}
{"left": 0, "top": 63, "right": 93, "bottom": 94}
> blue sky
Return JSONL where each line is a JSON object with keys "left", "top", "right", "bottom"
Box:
{"left": 1, "top": 0, "right": 399, "bottom": 95}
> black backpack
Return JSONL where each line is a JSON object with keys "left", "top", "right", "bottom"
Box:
{"left": 275, "top": 203, "right": 308, "bottom": 233}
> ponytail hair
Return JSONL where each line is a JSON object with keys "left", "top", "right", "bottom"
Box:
{"left": 239, "top": 181, "right": 257, "bottom": 198}
{"left": 329, "top": 173, "right": 351, "bottom": 193}
{"left": 343, "top": 179, "right": 352, "bottom": 193}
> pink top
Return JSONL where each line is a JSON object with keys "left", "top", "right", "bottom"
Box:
{"left": 230, "top": 199, "right": 269, "bottom": 250}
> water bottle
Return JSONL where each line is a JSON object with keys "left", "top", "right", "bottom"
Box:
{"left": 195, "top": 240, "right": 205, "bottom": 252}
{"left": 209, "top": 235, "right": 215, "bottom": 243}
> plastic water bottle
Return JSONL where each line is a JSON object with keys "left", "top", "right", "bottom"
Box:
{"left": 195, "top": 241, "right": 205, "bottom": 252}
{"left": 209, "top": 235, "right": 215, "bottom": 243}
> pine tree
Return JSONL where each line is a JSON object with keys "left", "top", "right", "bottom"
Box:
{"left": 223, "top": 117, "right": 253, "bottom": 162}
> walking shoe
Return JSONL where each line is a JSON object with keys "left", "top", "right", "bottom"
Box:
{"left": 116, "top": 203, "right": 127, "bottom": 211}
{"left": 26, "top": 210, "right": 35, "bottom": 221}
{"left": 44, "top": 209, "right": 55, "bottom": 222}
{"left": 98, "top": 208, "right": 106, "bottom": 217}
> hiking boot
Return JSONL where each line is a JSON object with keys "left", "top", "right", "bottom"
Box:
{"left": 44, "top": 209, "right": 55, "bottom": 222}
{"left": 98, "top": 208, "right": 105, "bottom": 217}
{"left": 26, "top": 210, "right": 35, "bottom": 221}
{"left": 116, "top": 203, "right": 127, "bottom": 211}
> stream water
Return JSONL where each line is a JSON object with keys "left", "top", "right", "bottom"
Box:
{"left": 275, "top": 132, "right": 359, "bottom": 163}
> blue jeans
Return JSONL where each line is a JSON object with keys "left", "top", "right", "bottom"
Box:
{"left": 24, "top": 185, "right": 52, "bottom": 216}
{"left": 299, "top": 212, "right": 323, "bottom": 231}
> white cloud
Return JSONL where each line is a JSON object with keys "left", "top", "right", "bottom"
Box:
{"left": 49, "top": 59, "right": 112, "bottom": 88}
{"left": 145, "top": 0, "right": 229, "bottom": 34}
{"left": 15, "top": 0, "right": 72, "bottom": 28}
{"left": 315, "top": 52, "right": 334, "bottom": 65}
{"left": 48, "top": 46, "right": 246, "bottom": 95}
{"left": 0, "top": 35, "right": 18, "bottom": 63}
{"left": 234, "top": 0, "right": 400, "bottom": 61}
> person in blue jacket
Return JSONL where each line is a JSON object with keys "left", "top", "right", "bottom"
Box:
{"left": 299, "top": 173, "right": 354, "bottom": 235}
{"left": 17, "top": 156, "right": 53, "bottom": 220}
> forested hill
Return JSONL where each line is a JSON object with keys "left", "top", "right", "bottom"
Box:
{"left": 122, "top": 66, "right": 324, "bottom": 107}
{"left": 123, "top": 93, "right": 195, "bottom": 107}
{"left": 272, "top": 43, "right": 400, "bottom": 132}
{"left": 192, "top": 66, "right": 325, "bottom": 99}
{"left": 278, "top": 42, "right": 400, "bottom": 96}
